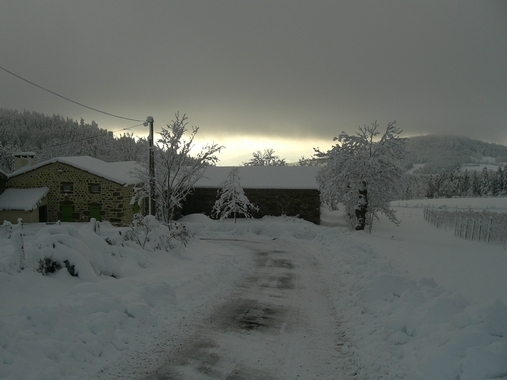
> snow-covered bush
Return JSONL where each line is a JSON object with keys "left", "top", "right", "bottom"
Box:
{"left": 37, "top": 257, "right": 62, "bottom": 275}
{"left": 5, "top": 220, "right": 122, "bottom": 280}
{"left": 2, "top": 220, "right": 13, "bottom": 238}
{"left": 123, "top": 214, "right": 191, "bottom": 251}
{"left": 5, "top": 219, "right": 27, "bottom": 271}
{"left": 90, "top": 217, "right": 101, "bottom": 235}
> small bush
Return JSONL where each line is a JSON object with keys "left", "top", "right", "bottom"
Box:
{"left": 123, "top": 214, "right": 192, "bottom": 251}
{"left": 37, "top": 258, "right": 78, "bottom": 277}
{"left": 37, "top": 258, "right": 61, "bottom": 276}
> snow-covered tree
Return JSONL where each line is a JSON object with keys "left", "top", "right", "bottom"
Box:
{"left": 133, "top": 113, "right": 223, "bottom": 222}
{"left": 0, "top": 108, "right": 149, "bottom": 167}
{"left": 479, "top": 167, "right": 492, "bottom": 196}
{"left": 460, "top": 169, "right": 471, "bottom": 196}
{"left": 403, "top": 174, "right": 428, "bottom": 200}
{"left": 492, "top": 166, "right": 504, "bottom": 196}
{"left": 0, "top": 141, "right": 17, "bottom": 172}
{"left": 316, "top": 121, "right": 407, "bottom": 231}
{"left": 212, "top": 167, "right": 257, "bottom": 222}
{"left": 244, "top": 148, "right": 287, "bottom": 166}
{"left": 110, "top": 133, "right": 148, "bottom": 162}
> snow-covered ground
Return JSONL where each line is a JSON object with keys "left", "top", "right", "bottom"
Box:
{"left": 0, "top": 198, "right": 506, "bottom": 379}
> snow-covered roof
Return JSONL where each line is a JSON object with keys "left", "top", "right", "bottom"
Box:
{"left": 0, "top": 187, "right": 49, "bottom": 211}
{"left": 9, "top": 156, "right": 143, "bottom": 186}
{"left": 195, "top": 166, "right": 320, "bottom": 189}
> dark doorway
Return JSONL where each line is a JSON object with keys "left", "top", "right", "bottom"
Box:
{"left": 38, "top": 205, "right": 48, "bottom": 223}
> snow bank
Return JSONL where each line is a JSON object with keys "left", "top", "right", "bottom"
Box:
{"left": 313, "top": 227, "right": 507, "bottom": 380}
{"left": 0, "top": 220, "right": 251, "bottom": 380}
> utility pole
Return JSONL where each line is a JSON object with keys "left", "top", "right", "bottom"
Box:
{"left": 145, "top": 116, "right": 156, "bottom": 216}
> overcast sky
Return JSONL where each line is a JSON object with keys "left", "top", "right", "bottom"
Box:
{"left": 1, "top": 1, "right": 506, "bottom": 164}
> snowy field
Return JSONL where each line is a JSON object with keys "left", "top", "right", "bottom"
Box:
{"left": 0, "top": 197, "right": 506, "bottom": 379}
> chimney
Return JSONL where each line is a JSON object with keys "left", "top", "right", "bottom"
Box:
{"left": 13, "top": 152, "right": 36, "bottom": 170}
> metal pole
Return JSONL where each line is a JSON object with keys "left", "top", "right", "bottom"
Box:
{"left": 146, "top": 116, "right": 155, "bottom": 216}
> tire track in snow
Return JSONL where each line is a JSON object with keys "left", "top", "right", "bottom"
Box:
{"left": 143, "top": 238, "right": 358, "bottom": 380}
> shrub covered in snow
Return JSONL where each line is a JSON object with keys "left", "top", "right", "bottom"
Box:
{"left": 6, "top": 220, "right": 122, "bottom": 280}
{"left": 122, "top": 214, "right": 191, "bottom": 251}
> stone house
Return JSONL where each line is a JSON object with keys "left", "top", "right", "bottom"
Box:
{"left": 180, "top": 166, "right": 321, "bottom": 224}
{"left": 0, "top": 155, "right": 144, "bottom": 226}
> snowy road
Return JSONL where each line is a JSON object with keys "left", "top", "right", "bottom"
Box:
{"left": 143, "top": 238, "right": 357, "bottom": 380}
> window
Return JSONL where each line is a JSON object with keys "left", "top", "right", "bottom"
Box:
{"left": 61, "top": 182, "right": 73, "bottom": 193}
{"left": 89, "top": 184, "right": 101, "bottom": 194}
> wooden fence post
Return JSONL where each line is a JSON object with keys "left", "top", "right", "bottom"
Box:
{"left": 486, "top": 217, "right": 493, "bottom": 243}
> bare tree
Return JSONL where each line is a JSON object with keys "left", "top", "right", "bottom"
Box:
{"left": 244, "top": 148, "right": 287, "bottom": 166}
{"left": 133, "top": 113, "right": 223, "bottom": 222}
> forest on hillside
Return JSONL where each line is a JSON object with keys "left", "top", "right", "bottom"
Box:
{"left": 0, "top": 108, "right": 148, "bottom": 172}
{"left": 403, "top": 135, "right": 507, "bottom": 174}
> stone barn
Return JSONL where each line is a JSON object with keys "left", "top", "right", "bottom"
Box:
{"left": 3, "top": 156, "right": 144, "bottom": 226}
{"left": 181, "top": 166, "right": 321, "bottom": 224}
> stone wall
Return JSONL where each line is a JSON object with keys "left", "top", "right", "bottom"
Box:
{"left": 181, "top": 188, "right": 321, "bottom": 224}
{"left": 7, "top": 162, "right": 138, "bottom": 226}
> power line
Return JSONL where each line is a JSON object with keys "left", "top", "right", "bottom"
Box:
{"left": 0, "top": 65, "right": 145, "bottom": 123}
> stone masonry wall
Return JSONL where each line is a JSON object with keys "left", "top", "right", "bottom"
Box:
{"left": 181, "top": 188, "right": 321, "bottom": 224}
{"left": 7, "top": 162, "right": 137, "bottom": 226}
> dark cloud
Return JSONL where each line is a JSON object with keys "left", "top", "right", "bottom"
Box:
{"left": 1, "top": 0, "right": 506, "bottom": 153}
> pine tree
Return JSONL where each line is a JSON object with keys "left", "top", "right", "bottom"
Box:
{"left": 460, "top": 169, "right": 470, "bottom": 196}
{"left": 480, "top": 167, "right": 492, "bottom": 196}
{"left": 492, "top": 166, "right": 504, "bottom": 196}
{"left": 471, "top": 170, "right": 481, "bottom": 196}
{"left": 426, "top": 175, "right": 437, "bottom": 198}
{"left": 212, "top": 168, "right": 258, "bottom": 222}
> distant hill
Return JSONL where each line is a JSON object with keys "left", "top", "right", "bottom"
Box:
{"left": 403, "top": 135, "right": 507, "bottom": 174}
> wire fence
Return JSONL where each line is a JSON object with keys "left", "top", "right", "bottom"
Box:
{"left": 424, "top": 207, "right": 507, "bottom": 244}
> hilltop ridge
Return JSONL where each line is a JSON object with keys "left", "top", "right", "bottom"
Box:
{"left": 403, "top": 134, "right": 507, "bottom": 174}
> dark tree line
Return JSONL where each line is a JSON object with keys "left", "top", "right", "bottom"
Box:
{"left": 424, "top": 166, "right": 507, "bottom": 198}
